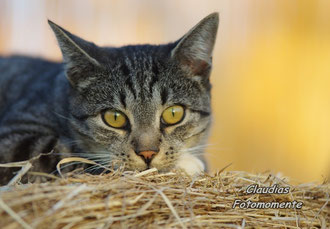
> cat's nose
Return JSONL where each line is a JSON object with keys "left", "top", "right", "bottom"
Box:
{"left": 136, "top": 150, "right": 158, "bottom": 164}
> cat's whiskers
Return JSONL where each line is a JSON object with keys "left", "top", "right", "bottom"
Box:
{"left": 62, "top": 139, "right": 85, "bottom": 146}
{"left": 83, "top": 161, "right": 113, "bottom": 173}
{"left": 181, "top": 143, "right": 212, "bottom": 153}
{"left": 178, "top": 144, "right": 221, "bottom": 160}
{"left": 83, "top": 157, "right": 125, "bottom": 174}
{"left": 50, "top": 161, "right": 82, "bottom": 175}
{"left": 53, "top": 151, "right": 116, "bottom": 174}
{"left": 182, "top": 143, "right": 227, "bottom": 153}
{"left": 53, "top": 112, "right": 76, "bottom": 123}
{"left": 54, "top": 151, "right": 111, "bottom": 161}
{"left": 181, "top": 143, "right": 233, "bottom": 160}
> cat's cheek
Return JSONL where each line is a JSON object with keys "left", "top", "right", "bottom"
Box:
{"left": 175, "top": 153, "right": 205, "bottom": 176}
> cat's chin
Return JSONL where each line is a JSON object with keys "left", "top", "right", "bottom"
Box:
{"left": 175, "top": 153, "right": 205, "bottom": 176}
{"left": 110, "top": 153, "right": 205, "bottom": 176}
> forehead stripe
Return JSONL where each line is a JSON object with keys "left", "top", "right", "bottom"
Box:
{"left": 148, "top": 74, "right": 159, "bottom": 94}
{"left": 119, "top": 91, "right": 127, "bottom": 108}
{"left": 161, "top": 88, "right": 168, "bottom": 105}
{"left": 125, "top": 76, "right": 137, "bottom": 99}
{"left": 190, "top": 109, "right": 211, "bottom": 117}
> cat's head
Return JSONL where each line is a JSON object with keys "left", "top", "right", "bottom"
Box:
{"left": 49, "top": 13, "right": 219, "bottom": 174}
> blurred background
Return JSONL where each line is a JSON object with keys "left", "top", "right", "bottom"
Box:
{"left": 0, "top": 0, "right": 329, "bottom": 183}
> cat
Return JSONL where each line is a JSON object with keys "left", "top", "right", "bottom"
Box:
{"left": 0, "top": 13, "right": 219, "bottom": 184}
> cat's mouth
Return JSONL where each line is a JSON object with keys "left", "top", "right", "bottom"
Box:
{"left": 117, "top": 152, "right": 177, "bottom": 173}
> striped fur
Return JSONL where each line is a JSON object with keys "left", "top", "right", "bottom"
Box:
{"left": 0, "top": 13, "right": 218, "bottom": 184}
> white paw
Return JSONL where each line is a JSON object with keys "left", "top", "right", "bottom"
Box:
{"left": 175, "top": 153, "right": 205, "bottom": 176}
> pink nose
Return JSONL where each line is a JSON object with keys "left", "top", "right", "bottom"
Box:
{"left": 138, "top": 151, "right": 157, "bottom": 160}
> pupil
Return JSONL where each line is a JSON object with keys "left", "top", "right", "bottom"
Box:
{"left": 172, "top": 108, "right": 175, "bottom": 117}
{"left": 114, "top": 112, "right": 118, "bottom": 121}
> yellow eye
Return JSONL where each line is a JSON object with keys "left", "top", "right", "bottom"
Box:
{"left": 102, "top": 110, "right": 127, "bottom": 128}
{"left": 161, "top": 105, "right": 185, "bottom": 125}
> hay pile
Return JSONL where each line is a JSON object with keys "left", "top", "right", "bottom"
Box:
{"left": 0, "top": 168, "right": 329, "bottom": 229}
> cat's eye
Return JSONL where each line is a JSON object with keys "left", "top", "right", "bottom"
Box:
{"left": 161, "top": 105, "right": 185, "bottom": 125}
{"left": 102, "top": 110, "right": 127, "bottom": 128}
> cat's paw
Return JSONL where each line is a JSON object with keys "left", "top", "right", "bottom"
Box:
{"left": 175, "top": 153, "right": 205, "bottom": 176}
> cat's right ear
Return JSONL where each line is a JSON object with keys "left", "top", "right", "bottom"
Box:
{"left": 48, "top": 20, "right": 101, "bottom": 89}
{"left": 171, "top": 13, "right": 219, "bottom": 80}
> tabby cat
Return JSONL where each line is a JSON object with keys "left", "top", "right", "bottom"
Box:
{"left": 0, "top": 13, "right": 219, "bottom": 184}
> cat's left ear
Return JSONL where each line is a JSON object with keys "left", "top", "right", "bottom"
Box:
{"left": 171, "top": 13, "right": 219, "bottom": 78}
{"left": 48, "top": 20, "right": 102, "bottom": 89}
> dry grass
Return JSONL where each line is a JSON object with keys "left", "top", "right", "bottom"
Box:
{"left": 0, "top": 165, "right": 329, "bottom": 229}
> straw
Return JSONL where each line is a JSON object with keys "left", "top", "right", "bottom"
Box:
{"left": 0, "top": 166, "right": 328, "bottom": 228}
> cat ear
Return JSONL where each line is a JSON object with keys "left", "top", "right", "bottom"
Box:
{"left": 48, "top": 20, "right": 101, "bottom": 89}
{"left": 171, "top": 13, "right": 219, "bottom": 78}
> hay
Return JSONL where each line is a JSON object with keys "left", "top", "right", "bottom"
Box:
{"left": 0, "top": 168, "right": 329, "bottom": 229}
